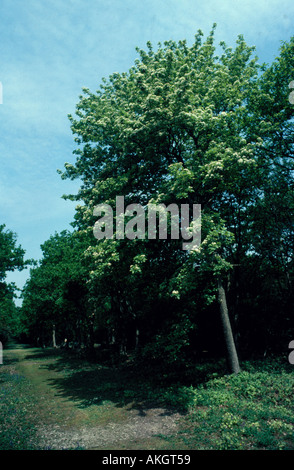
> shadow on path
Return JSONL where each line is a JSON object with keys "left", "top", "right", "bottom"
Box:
{"left": 21, "top": 347, "right": 186, "bottom": 417}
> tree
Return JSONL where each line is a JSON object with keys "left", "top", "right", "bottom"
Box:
{"left": 55, "top": 28, "right": 294, "bottom": 372}
{"left": 0, "top": 224, "right": 26, "bottom": 283}
{"left": 0, "top": 224, "right": 27, "bottom": 344}
{"left": 58, "top": 26, "right": 269, "bottom": 372}
{"left": 239, "top": 36, "right": 294, "bottom": 353}
{"left": 21, "top": 230, "right": 91, "bottom": 349}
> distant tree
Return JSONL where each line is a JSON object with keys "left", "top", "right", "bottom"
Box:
{"left": 21, "top": 230, "right": 91, "bottom": 349}
{"left": 0, "top": 224, "right": 27, "bottom": 344}
{"left": 0, "top": 224, "right": 26, "bottom": 283}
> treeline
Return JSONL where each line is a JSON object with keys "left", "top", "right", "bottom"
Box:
{"left": 18, "top": 28, "right": 294, "bottom": 372}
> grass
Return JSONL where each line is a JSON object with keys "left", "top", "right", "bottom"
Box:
{"left": 0, "top": 366, "right": 39, "bottom": 449}
{"left": 0, "top": 345, "right": 293, "bottom": 450}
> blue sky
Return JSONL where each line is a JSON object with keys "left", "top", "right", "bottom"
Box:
{"left": 1, "top": 0, "right": 293, "bottom": 302}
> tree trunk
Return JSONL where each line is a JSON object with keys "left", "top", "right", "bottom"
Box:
{"left": 217, "top": 278, "right": 240, "bottom": 374}
{"left": 135, "top": 328, "right": 140, "bottom": 350}
{"left": 52, "top": 324, "right": 57, "bottom": 348}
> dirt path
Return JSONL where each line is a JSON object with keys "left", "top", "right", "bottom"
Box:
{"left": 4, "top": 346, "right": 185, "bottom": 450}
{"left": 36, "top": 407, "right": 182, "bottom": 450}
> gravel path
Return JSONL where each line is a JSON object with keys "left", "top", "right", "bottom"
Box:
{"left": 36, "top": 407, "right": 182, "bottom": 450}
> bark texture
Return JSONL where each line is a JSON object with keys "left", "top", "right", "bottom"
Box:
{"left": 217, "top": 278, "right": 240, "bottom": 374}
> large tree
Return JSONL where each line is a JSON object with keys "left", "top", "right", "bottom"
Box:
{"left": 57, "top": 28, "right": 293, "bottom": 371}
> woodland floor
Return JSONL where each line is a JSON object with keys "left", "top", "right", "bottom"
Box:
{"left": 1, "top": 344, "right": 293, "bottom": 451}
{"left": 0, "top": 345, "right": 187, "bottom": 450}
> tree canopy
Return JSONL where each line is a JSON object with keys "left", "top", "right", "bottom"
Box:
{"left": 20, "top": 28, "right": 294, "bottom": 373}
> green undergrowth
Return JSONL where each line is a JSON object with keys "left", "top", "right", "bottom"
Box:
{"left": 159, "top": 357, "right": 294, "bottom": 450}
